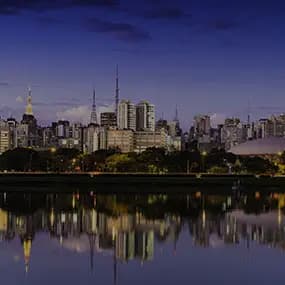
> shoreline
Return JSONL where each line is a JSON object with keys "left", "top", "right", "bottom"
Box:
{"left": 0, "top": 173, "right": 283, "bottom": 192}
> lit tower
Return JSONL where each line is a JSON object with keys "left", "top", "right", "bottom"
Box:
{"left": 21, "top": 87, "right": 38, "bottom": 146}
{"left": 90, "top": 89, "right": 98, "bottom": 125}
{"left": 25, "top": 87, "right": 33, "bottom": 115}
{"left": 115, "top": 65, "right": 119, "bottom": 119}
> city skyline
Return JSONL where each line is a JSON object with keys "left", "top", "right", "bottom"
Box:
{"left": 1, "top": 1, "right": 285, "bottom": 128}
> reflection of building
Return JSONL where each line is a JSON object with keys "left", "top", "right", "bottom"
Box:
{"left": 2, "top": 191, "right": 285, "bottom": 276}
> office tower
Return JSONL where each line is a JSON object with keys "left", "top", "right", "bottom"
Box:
{"left": 221, "top": 118, "right": 244, "bottom": 150}
{"left": 7, "top": 117, "right": 17, "bottom": 149}
{"left": 100, "top": 112, "right": 117, "bottom": 128}
{"left": 193, "top": 115, "right": 211, "bottom": 138}
{"left": 16, "top": 123, "right": 29, "bottom": 147}
{"left": 117, "top": 100, "right": 136, "bottom": 131}
{"left": 136, "top": 100, "right": 155, "bottom": 131}
{"left": 86, "top": 124, "right": 100, "bottom": 153}
{"left": 0, "top": 127, "right": 10, "bottom": 154}
{"left": 56, "top": 120, "right": 70, "bottom": 138}
{"left": 71, "top": 123, "right": 82, "bottom": 140}
{"left": 21, "top": 88, "right": 38, "bottom": 147}
{"left": 90, "top": 89, "right": 98, "bottom": 125}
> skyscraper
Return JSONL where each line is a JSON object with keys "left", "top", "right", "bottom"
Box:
{"left": 25, "top": 87, "right": 33, "bottom": 116}
{"left": 136, "top": 100, "right": 155, "bottom": 131}
{"left": 117, "top": 100, "right": 136, "bottom": 131}
{"left": 90, "top": 89, "right": 98, "bottom": 125}
{"left": 21, "top": 88, "right": 38, "bottom": 147}
{"left": 193, "top": 115, "right": 211, "bottom": 138}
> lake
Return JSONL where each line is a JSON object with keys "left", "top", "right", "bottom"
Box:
{"left": 0, "top": 188, "right": 284, "bottom": 284}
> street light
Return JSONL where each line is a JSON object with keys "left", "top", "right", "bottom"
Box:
{"left": 49, "top": 147, "right": 57, "bottom": 172}
{"left": 201, "top": 151, "right": 207, "bottom": 173}
{"left": 50, "top": 147, "right": 56, "bottom": 153}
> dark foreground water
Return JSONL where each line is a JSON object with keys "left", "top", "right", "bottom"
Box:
{"left": 0, "top": 188, "right": 285, "bottom": 284}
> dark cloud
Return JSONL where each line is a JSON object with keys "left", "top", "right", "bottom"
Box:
{"left": 0, "top": 0, "right": 119, "bottom": 14}
{"left": 0, "top": 82, "right": 9, "bottom": 86}
{"left": 86, "top": 17, "right": 151, "bottom": 42}
{"left": 143, "top": 7, "right": 190, "bottom": 20}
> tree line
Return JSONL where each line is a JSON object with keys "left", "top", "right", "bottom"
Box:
{"left": 0, "top": 147, "right": 280, "bottom": 174}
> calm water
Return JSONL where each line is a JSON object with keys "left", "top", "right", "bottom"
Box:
{"left": 0, "top": 189, "right": 285, "bottom": 284}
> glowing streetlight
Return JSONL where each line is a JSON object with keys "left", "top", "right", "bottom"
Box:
{"left": 50, "top": 147, "right": 56, "bottom": 153}
{"left": 201, "top": 151, "right": 207, "bottom": 172}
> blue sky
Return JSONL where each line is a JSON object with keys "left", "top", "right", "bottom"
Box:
{"left": 0, "top": 0, "right": 285, "bottom": 129}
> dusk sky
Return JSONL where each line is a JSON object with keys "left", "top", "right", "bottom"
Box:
{"left": 0, "top": 0, "right": 285, "bottom": 129}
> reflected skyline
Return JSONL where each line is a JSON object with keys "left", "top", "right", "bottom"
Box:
{"left": 0, "top": 190, "right": 285, "bottom": 284}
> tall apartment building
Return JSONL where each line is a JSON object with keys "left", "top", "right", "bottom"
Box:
{"left": 136, "top": 101, "right": 155, "bottom": 131}
{"left": 117, "top": 100, "right": 136, "bottom": 131}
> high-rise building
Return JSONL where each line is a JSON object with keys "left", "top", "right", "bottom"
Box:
{"left": 21, "top": 88, "right": 38, "bottom": 147}
{"left": 86, "top": 124, "right": 100, "bottom": 153}
{"left": 136, "top": 101, "right": 155, "bottom": 131}
{"left": 6, "top": 118, "right": 17, "bottom": 149}
{"left": 117, "top": 100, "right": 136, "bottom": 131}
{"left": 16, "top": 123, "right": 29, "bottom": 148}
{"left": 194, "top": 115, "right": 211, "bottom": 138}
{"left": 100, "top": 112, "right": 117, "bottom": 128}
{"left": 221, "top": 118, "right": 245, "bottom": 150}
{"left": 56, "top": 120, "right": 70, "bottom": 138}
{"left": 42, "top": 127, "right": 57, "bottom": 148}
{"left": 0, "top": 127, "right": 10, "bottom": 154}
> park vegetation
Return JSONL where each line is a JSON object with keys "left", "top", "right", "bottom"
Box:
{"left": 0, "top": 147, "right": 280, "bottom": 174}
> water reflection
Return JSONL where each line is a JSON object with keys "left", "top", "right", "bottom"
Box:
{"left": 0, "top": 190, "right": 285, "bottom": 283}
